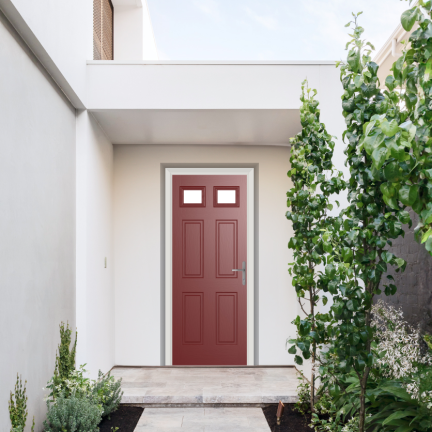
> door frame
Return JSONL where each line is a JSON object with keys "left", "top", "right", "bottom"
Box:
{"left": 165, "top": 167, "right": 255, "bottom": 366}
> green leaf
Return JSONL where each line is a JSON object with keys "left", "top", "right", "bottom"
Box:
{"left": 385, "top": 75, "right": 396, "bottom": 91}
{"left": 347, "top": 299, "right": 358, "bottom": 311}
{"left": 381, "top": 119, "right": 399, "bottom": 137}
{"left": 372, "top": 146, "right": 389, "bottom": 170}
{"left": 401, "top": 7, "right": 418, "bottom": 31}
{"left": 325, "top": 264, "right": 336, "bottom": 279}
{"left": 425, "top": 237, "right": 432, "bottom": 253}
{"left": 399, "top": 185, "right": 419, "bottom": 206}
{"left": 421, "top": 228, "right": 432, "bottom": 244}
{"left": 383, "top": 410, "right": 418, "bottom": 426}
{"left": 341, "top": 247, "right": 353, "bottom": 263}
{"left": 364, "top": 132, "right": 385, "bottom": 155}
{"left": 347, "top": 49, "right": 361, "bottom": 73}
{"left": 288, "top": 345, "right": 297, "bottom": 355}
{"left": 384, "top": 161, "right": 401, "bottom": 182}
{"left": 294, "top": 355, "right": 303, "bottom": 365}
{"left": 349, "top": 333, "right": 360, "bottom": 345}
{"left": 398, "top": 210, "right": 411, "bottom": 225}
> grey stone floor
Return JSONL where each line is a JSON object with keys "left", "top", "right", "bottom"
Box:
{"left": 134, "top": 407, "right": 270, "bottom": 431}
{"left": 112, "top": 367, "right": 299, "bottom": 404}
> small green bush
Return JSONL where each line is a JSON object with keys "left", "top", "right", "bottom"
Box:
{"left": 48, "top": 323, "right": 77, "bottom": 400}
{"left": 43, "top": 394, "right": 102, "bottom": 432}
{"left": 294, "top": 378, "right": 311, "bottom": 416}
{"left": 9, "top": 375, "right": 34, "bottom": 432}
{"left": 91, "top": 370, "right": 123, "bottom": 417}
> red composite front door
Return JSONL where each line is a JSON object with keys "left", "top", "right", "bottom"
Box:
{"left": 173, "top": 175, "right": 247, "bottom": 365}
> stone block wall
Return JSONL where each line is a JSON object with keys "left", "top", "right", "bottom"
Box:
{"left": 376, "top": 209, "right": 432, "bottom": 334}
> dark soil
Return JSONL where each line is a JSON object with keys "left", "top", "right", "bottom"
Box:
{"left": 98, "top": 405, "right": 144, "bottom": 432}
{"left": 262, "top": 404, "right": 313, "bottom": 432}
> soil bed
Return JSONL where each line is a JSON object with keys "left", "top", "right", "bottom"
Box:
{"left": 99, "top": 405, "right": 144, "bottom": 432}
{"left": 262, "top": 404, "right": 313, "bottom": 432}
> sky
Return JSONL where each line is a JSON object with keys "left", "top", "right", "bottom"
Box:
{"left": 147, "top": 0, "right": 409, "bottom": 61}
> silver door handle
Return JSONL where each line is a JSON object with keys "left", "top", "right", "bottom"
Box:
{"left": 232, "top": 261, "right": 246, "bottom": 285}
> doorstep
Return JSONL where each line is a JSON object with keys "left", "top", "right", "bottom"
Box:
{"left": 111, "top": 366, "right": 299, "bottom": 405}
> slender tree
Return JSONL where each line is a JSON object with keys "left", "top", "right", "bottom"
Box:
{"left": 287, "top": 80, "right": 345, "bottom": 411}
{"left": 324, "top": 13, "right": 412, "bottom": 431}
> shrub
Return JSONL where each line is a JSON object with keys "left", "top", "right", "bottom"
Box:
{"left": 91, "top": 370, "right": 123, "bottom": 418}
{"left": 9, "top": 375, "right": 28, "bottom": 432}
{"left": 294, "top": 378, "right": 311, "bottom": 416}
{"left": 48, "top": 323, "right": 77, "bottom": 400}
{"left": 371, "top": 300, "right": 432, "bottom": 402}
{"left": 43, "top": 393, "right": 102, "bottom": 432}
{"left": 47, "top": 364, "right": 92, "bottom": 401}
{"left": 9, "top": 375, "right": 34, "bottom": 432}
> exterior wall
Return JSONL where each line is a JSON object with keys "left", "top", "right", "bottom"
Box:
{"left": 113, "top": 144, "right": 296, "bottom": 365}
{"left": 0, "top": 11, "right": 76, "bottom": 431}
{"left": 1, "top": 0, "right": 93, "bottom": 104}
{"left": 113, "top": 2, "right": 158, "bottom": 61}
{"left": 377, "top": 210, "right": 432, "bottom": 333}
{"left": 76, "top": 111, "right": 114, "bottom": 378}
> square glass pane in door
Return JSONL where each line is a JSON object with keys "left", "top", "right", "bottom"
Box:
{"left": 217, "top": 190, "right": 236, "bottom": 204}
{"left": 183, "top": 190, "right": 202, "bottom": 204}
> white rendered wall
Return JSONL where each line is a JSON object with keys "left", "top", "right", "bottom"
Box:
{"left": 113, "top": 144, "right": 296, "bottom": 365}
{"left": 76, "top": 111, "right": 114, "bottom": 378}
{"left": 114, "top": 1, "right": 158, "bottom": 61}
{"left": 0, "top": 12, "right": 76, "bottom": 430}
{"left": 1, "top": 0, "right": 93, "bottom": 104}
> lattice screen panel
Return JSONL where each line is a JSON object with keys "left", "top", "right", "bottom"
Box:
{"left": 93, "top": 0, "right": 114, "bottom": 60}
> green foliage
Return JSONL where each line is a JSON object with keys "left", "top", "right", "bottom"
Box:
{"left": 9, "top": 375, "right": 28, "bottom": 432}
{"left": 47, "top": 364, "right": 92, "bottom": 400}
{"left": 367, "top": 1, "right": 432, "bottom": 257}
{"left": 91, "top": 370, "right": 123, "bottom": 418}
{"left": 48, "top": 323, "right": 77, "bottom": 399}
{"left": 320, "top": 11, "right": 409, "bottom": 432}
{"left": 294, "top": 377, "right": 311, "bottom": 416}
{"left": 425, "top": 334, "right": 432, "bottom": 350}
{"left": 287, "top": 79, "right": 346, "bottom": 409}
{"left": 310, "top": 391, "right": 346, "bottom": 432}
{"left": 43, "top": 393, "right": 102, "bottom": 432}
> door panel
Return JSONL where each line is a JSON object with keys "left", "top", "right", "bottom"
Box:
{"left": 173, "top": 175, "right": 247, "bottom": 365}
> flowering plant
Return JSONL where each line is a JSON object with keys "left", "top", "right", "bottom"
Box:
{"left": 371, "top": 300, "right": 432, "bottom": 407}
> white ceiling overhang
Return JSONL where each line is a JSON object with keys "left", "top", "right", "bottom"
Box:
{"left": 90, "top": 109, "right": 300, "bottom": 145}
{"left": 86, "top": 61, "right": 339, "bottom": 145}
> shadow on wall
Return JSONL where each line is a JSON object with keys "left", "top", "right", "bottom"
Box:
{"left": 377, "top": 209, "right": 432, "bottom": 334}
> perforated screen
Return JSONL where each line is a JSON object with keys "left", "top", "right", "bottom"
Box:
{"left": 93, "top": 0, "right": 113, "bottom": 60}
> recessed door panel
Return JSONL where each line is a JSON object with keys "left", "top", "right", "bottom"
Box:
{"left": 173, "top": 175, "right": 247, "bottom": 365}
{"left": 217, "top": 293, "right": 237, "bottom": 345}
{"left": 182, "top": 221, "right": 204, "bottom": 278}
{"left": 216, "top": 220, "right": 238, "bottom": 278}
{"left": 182, "top": 293, "right": 203, "bottom": 345}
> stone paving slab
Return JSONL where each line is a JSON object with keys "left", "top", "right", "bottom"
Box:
{"left": 113, "top": 367, "right": 299, "bottom": 405}
{"left": 134, "top": 407, "right": 270, "bottom": 431}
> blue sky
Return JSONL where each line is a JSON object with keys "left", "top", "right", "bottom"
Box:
{"left": 147, "top": 0, "right": 409, "bottom": 60}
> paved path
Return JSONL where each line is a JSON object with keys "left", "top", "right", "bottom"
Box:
{"left": 112, "top": 367, "right": 299, "bottom": 404}
{"left": 134, "top": 407, "right": 270, "bottom": 431}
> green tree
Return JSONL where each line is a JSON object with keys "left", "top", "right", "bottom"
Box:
{"left": 286, "top": 80, "right": 345, "bottom": 411}
{"left": 321, "top": 13, "right": 411, "bottom": 432}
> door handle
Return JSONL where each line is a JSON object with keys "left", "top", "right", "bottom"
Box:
{"left": 232, "top": 261, "right": 246, "bottom": 285}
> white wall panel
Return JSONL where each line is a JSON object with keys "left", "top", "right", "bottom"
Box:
{"left": 0, "top": 12, "right": 76, "bottom": 430}
{"left": 76, "top": 111, "right": 114, "bottom": 378}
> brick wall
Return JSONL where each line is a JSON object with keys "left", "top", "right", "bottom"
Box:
{"left": 376, "top": 209, "right": 432, "bottom": 333}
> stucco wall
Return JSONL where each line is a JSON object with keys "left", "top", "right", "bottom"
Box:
{"left": 76, "top": 111, "right": 114, "bottom": 378}
{"left": 113, "top": 144, "right": 296, "bottom": 366}
{"left": 0, "top": 11, "right": 76, "bottom": 431}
